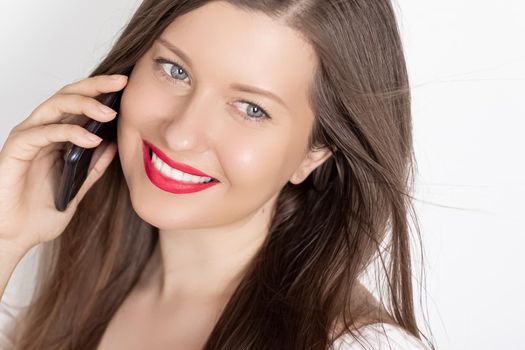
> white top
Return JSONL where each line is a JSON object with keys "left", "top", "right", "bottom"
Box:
{"left": 330, "top": 323, "right": 430, "bottom": 350}
{"left": 0, "top": 245, "right": 429, "bottom": 350}
{"left": 0, "top": 244, "right": 41, "bottom": 350}
{"left": 1, "top": 301, "right": 430, "bottom": 350}
{"left": 0, "top": 299, "right": 25, "bottom": 350}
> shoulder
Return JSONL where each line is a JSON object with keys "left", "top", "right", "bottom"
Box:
{"left": 330, "top": 323, "right": 430, "bottom": 350}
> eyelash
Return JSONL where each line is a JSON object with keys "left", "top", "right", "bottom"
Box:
{"left": 153, "top": 57, "right": 272, "bottom": 124}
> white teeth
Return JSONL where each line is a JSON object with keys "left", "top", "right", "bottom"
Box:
{"left": 151, "top": 153, "right": 213, "bottom": 184}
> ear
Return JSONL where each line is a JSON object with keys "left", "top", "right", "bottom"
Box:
{"left": 289, "top": 146, "right": 333, "bottom": 185}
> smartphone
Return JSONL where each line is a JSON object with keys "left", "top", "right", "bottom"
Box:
{"left": 54, "top": 90, "right": 122, "bottom": 212}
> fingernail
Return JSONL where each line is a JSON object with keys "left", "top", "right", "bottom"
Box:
{"left": 86, "top": 133, "right": 102, "bottom": 143}
{"left": 99, "top": 104, "right": 116, "bottom": 115}
{"left": 110, "top": 74, "right": 127, "bottom": 80}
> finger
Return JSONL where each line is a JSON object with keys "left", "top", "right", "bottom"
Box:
{"left": 34, "top": 135, "right": 71, "bottom": 161}
{"left": 17, "top": 90, "right": 121, "bottom": 131}
{"left": 57, "top": 74, "right": 128, "bottom": 96}
{"left": 68, "top": 141, "right": 118, "bottom": 210}
{"left": 59, "top": 114, "right": 89, "bottom": 126}
{"left": 0, "top": 123, "right": 103, "bottom": 189}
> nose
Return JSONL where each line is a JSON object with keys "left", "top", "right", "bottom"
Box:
{"left": 163, "top": 90, "right": 213, "bottom": 153}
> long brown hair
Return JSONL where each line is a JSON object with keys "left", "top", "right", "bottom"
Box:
{"left": 13, "top": 0, "right": 435, "bottom": 349}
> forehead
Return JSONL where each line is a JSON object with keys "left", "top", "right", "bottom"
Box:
{"left": 155, "top": 1, "right": 318, "bottom": 116}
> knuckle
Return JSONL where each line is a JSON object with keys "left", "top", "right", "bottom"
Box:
{"left": 78, "top": 95, "right": 100, "bottom": 113}
{"left": 75, "top": 96, "right": 95, "bottom": 114}
{"left": 57, "top": 82, "right": 74, "bottom": 94}
{"left": 51, "top": 100, "right": 64, "bottom": 117}
{"left": 71, "top": 124, "right": 87, "bottom": 136}
{"left": 79, "top": 95, "right": 92, "bottom": 106}
{"left": 9, "top": 125, "right": 21, "bottom": 136}
{"left": 43, "top": 94, "right": 61, "bottom": 113}
{"left": 52, "top": 94, "right": 82, "bottom": 116}
{"left": 48, "top": 93, "right": 61, "bottom": 104}
{"left": 62, "top": 123, "right": 78, "bottom": 134}
{"left": 50, "top": 124, "right": 68, "bottom": 140}
{"left": 32, "top": 97, "right": 50, "bottom": 115}
{"left": 90, "top": 97, "right": 105, "bottom": 110}
{"left": 34, "top": 124, "right": 49, "bottom": 134}
{"left": 6, "top": 129, "right": 19, "bottom": 144}
{"left": 88, "top": 75, "right": 101, "bottom": 86}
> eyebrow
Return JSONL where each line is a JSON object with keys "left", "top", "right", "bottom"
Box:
{"left": 157, "top": 37, "right": 288, "bottom": 109}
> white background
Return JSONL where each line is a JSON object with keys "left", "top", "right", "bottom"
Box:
{"left": 1, "top": 1, "right": 524, "bottom": 349}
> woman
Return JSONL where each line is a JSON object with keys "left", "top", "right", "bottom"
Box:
{"left": 0, "top": 0, "right": 434, "bottom": 349}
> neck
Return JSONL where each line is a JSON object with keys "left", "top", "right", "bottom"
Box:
{"left": 137, "top": 195, "right": 277, "bottom": 304}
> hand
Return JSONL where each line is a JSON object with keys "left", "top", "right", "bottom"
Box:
{"left": 0, "top": 74, "right": 128, "bottom": 253}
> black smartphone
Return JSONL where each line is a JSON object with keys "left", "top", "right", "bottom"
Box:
{"left": 54, "top": 90, "right": 122, "bottom": 212}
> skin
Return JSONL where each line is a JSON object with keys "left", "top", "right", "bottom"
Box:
{"left": 98, "top": 2, "right": 332, "bottom": 348}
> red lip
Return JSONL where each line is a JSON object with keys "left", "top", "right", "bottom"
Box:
{"left": 143, "top": 139, "right": 214, "bottom": 178}
{"left": 142, "top": 140, "right": 219, "bottom": 194}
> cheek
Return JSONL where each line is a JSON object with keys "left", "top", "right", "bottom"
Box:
{"left": 117, "top": 67, "right": 176, "bottom": 152}
{"left": 217, "top": 131, "right": 293, "bottom": 190}
{"left": 117, "top": 70, "right": 163, "bottom": 175}
{"left": 120, "top": 75, "right": 166, "bottom": 126}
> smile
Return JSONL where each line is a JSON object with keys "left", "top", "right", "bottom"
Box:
{"left": 142, "top": 139, "right": 219, "bottom": 194}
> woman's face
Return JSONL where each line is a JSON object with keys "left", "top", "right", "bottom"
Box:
{"left": 117, "top": 1, "right": 330, "bottom": 230}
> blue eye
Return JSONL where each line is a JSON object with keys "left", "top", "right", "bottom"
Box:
{"left": 153, "top": 57, "right": 272, "bottom": 124}
{"left": 234, "top": 101, "right": 269, "bottom": 123}
{"left": 155, "top": 58, "right": 189, "bottom": 83}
